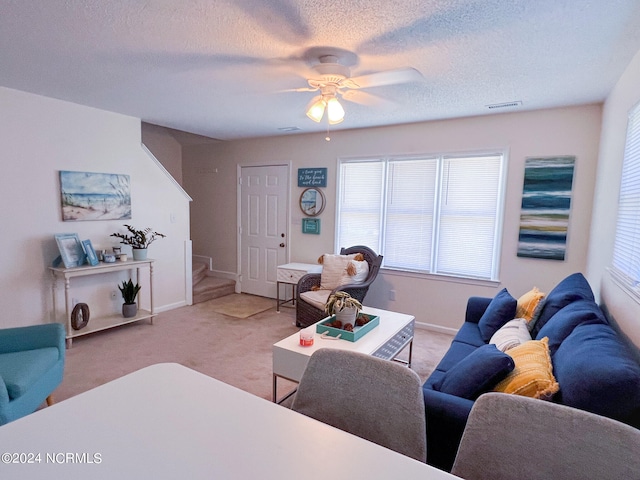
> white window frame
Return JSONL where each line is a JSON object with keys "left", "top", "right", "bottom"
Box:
{"left": 335, "top": 150, "right": 508, "bottom": 282}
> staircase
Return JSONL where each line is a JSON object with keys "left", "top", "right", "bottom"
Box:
{"left": 192, "top": 260, "right": 235, "bottom": 304}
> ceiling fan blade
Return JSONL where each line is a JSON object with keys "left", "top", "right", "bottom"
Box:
{"left": 343, "top": 68, "right": 424, "bottom": 89}
{"left": 277, "top": 86, "right": 318, "bottom": 93}
{"left": 101, "top": 51, "right": 292, "bottom": 73}
{"left": 340, "top": 90, "right": 395, "bottom": 108}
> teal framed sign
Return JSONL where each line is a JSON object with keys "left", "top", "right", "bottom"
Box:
{"left": 298, "top": 168, "right": 327, "bottom": 187}
{"left": 302, "top": 218, "right": 321, "bottom": 234}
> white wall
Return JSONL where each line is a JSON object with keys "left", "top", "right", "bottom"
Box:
{"left": 184, "top": 104, "right": 602, "bottom": 331}
{"left": 587, "top": 47, "right": 640, "bottom": 347}
{"left": 0, "top": 86, "right": 191, "bottom": 328}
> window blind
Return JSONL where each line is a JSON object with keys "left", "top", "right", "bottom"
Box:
{"left": 612, "top": 103, "right": 640, "bottom": 288}
{"left": 436, "top": 155, "right": 502, "bottom": 279}
{"left": 384, "top": 158, "right": 437, "bottom": 271}
{"left": 337, "top": 152, "right": 505, "bottom": 281}
{"left": 337, "top": 160, "right": 384, "bottom": 251}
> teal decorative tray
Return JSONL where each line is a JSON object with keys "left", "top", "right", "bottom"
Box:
{"left": 316, "top": 313, "right": 380, "bottom": 342}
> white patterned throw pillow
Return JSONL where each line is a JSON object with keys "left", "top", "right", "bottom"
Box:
{"left": 489, "top": 318, "right": 531, "bottom": 352}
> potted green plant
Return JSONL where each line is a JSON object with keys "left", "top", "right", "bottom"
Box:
{"left": 325, "top": 291, "right": 363, "bottom": 329}
{"left": 118, "top": 279, "right": 141, "bottom": 318}
{"left": 111, "top": 225, "right": 165, "bottom": 260}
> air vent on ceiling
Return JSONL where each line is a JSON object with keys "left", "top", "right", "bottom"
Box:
{"left": 278, "top": 126, "right": 301, "bottom": 132}
{"left": 485, "top": 101, "right": 522, "bottom": 110}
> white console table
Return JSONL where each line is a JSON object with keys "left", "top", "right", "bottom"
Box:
{"left": 276, "top": 262, "right": 322, "bottom": 311}
{"left": 49, "top": 259, "right": 155, "bottom": 348}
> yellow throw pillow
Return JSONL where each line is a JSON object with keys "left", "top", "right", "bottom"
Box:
{"left": 492, "top": 337, "right": 559, "bottom": 399}
{"left": 516, "top": 287, "right": 545, "bottom": 322}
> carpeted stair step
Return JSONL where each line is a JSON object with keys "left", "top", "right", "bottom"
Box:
{"left": 192, "top": 262, "right": 208, "bottom": 287}
{"left": 193, "top": 277, "right": 236, "bottom": 304}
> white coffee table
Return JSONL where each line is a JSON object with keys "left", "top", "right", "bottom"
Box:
{"left": 272, "top": 306, "right": 415, "bottom": 403}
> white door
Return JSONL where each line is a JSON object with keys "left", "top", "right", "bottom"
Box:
{"left": 239, "top": 165, "right": 289, "bottom": 298}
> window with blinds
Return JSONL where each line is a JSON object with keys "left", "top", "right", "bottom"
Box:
{"left": 337, "top": 152, "right": 506, "bottom": 281}
{"left": 612, "top": 102, "right": 640, "bottom": 292}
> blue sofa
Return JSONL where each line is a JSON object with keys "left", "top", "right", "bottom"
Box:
{"left": 423, "top": 273, "right": 640, "bottom": 471}
{"left": 0, "top": 323, "right": 66, "bottom": 425}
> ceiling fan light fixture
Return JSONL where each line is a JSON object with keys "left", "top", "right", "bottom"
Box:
{"left": 326, "top": 97, "right": 345, "bottom": 124}
{"left": 306, "top": 96, "right": 326, "bottom": 123}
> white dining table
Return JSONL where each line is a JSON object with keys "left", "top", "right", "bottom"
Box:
{"left": 0, "top": 363, "right": 461, "bottom": 479}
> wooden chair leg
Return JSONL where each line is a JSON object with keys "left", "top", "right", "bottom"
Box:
{"left": 46, "top": 395, "right": 54, "bottom": 406}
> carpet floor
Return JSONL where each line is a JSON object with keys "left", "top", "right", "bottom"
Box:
{"left": 55, "top": 296, "right": 454, "bottom": 404}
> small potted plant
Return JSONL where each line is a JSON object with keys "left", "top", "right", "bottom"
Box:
{"left": 325, "top": 291, "right": 363, "bottom": 330}
{"left": 111, "top": 224, "right": 165, "bottom": 260}
{"left": 119, "top": 279, "right": 141, "bottom": 318}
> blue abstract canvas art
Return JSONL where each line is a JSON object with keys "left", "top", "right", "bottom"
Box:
{"left": 60, "top": 171, "right": 131, "bottom": 221}
{"left": 517, "top": 157, "right": 575, "bottom": 260}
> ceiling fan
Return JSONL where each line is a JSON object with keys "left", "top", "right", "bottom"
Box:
{"left": 289, "top": 51, "right": 424, "bottom": 125}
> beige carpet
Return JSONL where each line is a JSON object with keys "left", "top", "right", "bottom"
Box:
{"left": 54, "top": 298, "right": 453, "bottom": 405}
{"left": 205, "top": 293, "right": 275, "bottom": 318}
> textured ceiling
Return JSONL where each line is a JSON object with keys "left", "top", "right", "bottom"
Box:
{"left": 2, "top": 0, "right": 640, "bottom": 141}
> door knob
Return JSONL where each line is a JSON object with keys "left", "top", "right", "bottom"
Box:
{"left": 280, "top": 243, "right": 285, "bottom": 248}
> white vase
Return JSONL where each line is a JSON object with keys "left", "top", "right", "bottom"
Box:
{"left": 132, "top": 248, "right": 148, "bottom": 261}
{"left": 335, "top": 306, "right": 358, "bottom": 328}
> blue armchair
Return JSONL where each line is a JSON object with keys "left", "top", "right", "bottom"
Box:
{"left": 0, "top": 323, "right": 66, "bottom": 425}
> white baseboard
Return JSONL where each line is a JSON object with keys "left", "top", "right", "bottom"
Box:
{"left": 192, "top": 255, "right": 213, "bottom": 270}
{"left": 415, "top": 321, "right": 458, "bottom": 336}
{"left": 155, "top": 300, "right": 188, "bottom": 314}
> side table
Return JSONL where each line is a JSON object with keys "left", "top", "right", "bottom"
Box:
{"left": 276, "top": 263, "right": 322, "bottom": 312}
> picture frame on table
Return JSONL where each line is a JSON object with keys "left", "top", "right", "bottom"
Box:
{"left": 54, "top": 233, "right": 86, "bottom": 268}
{"left": 82, "top": 239, "right": 99, "bottom": 266}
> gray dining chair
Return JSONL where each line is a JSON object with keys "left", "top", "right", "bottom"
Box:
{"left": 451, "top": 392, "right": 640, "bottom": 480}
{"left": 291, "top": 348, "right": 426, "bottom": 462}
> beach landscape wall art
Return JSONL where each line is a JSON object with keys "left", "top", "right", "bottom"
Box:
{"left": 517, "top": 156, "right": 575, "bottom": 260}
{"left": 60, "top": 171, "right": 131, "bottom": 221}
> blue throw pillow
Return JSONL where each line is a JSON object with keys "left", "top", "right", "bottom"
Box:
{"left": 536, "top": 299, "right": 606, "bottom": 356}
{"left": 478, "top": 288, "right": 517, "bottom": 342}
{"left": 553, "top": 323, "right": 640, "bottom": 425}
{"left": 433, "top": 344, "right": 515, "bottom": 400}
{"left": 532, "top": 273, "right": 595, "bottom": 336}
